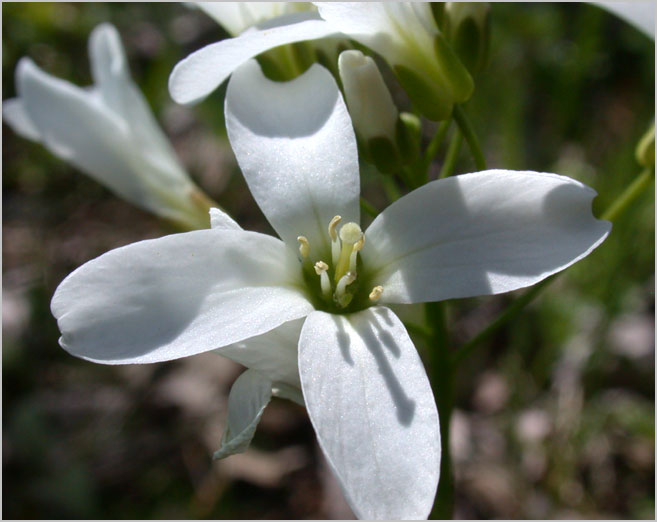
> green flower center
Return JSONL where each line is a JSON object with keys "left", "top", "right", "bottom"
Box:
{"left": 297, "top": 215, "right": 383, "bottom": 314}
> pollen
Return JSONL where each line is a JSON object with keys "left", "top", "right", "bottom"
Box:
{"left": 369, "top": 285, "right": 384, "bottom": 302}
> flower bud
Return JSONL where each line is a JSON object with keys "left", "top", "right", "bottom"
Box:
{"left": 444, "top": 2, "right": 491, "bottom": 74}
{"left": 636, "top": 123, "right": 654, "bottom": 167}
{"left": 339, "top": 50, "right": 404, "bottom": 173}
{"left": 339, "top": 50, "right": 398, "bottom": 144}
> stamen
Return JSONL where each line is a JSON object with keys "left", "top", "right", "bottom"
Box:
{"left": 369, "top": 285, "right": 384, "bottom": 302}
{"left": 297, "top": 236, "right": 310, "bottom": 258}
{"left": 328, "top": 216, "right": 342, "bottom": 266}
{"left": 335, "top": 271, "right": 357, "bottom": 308}
{"left": 335, "top": 222, "right": 363, "bottom": 282}
{"left": 314, "top": 261, "right": 332, "bottom": 299}
{"left": 349, "top": 236, "right": 365, "bottom": 273}
{"left": 328, "top": 216, "right": 342, "bottom": 241}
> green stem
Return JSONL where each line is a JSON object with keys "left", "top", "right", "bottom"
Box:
{"left": 602, "top": 167, "right": 654, "bottom": 221}
{"left": 381, "top": 174, "right": 403, "bottom": 202}
{"left": 360, "top": 196, "right": 379, "bottom": 218}
{"left": 453, "top": 166, "right": 654, "bottom": 366}
{"left": 426, "top": 301, "right": 454, "bottom": 520}
{"left": 453, "top": 278, "right": 551, "bottom": 367}
{"left": 453, "top": 105, "right": 486, "bottom": 171}
{"left": 439, "top": 130, "right": 463, "bottom": 179}
{"left": 422, "top": 119, "right": 452, "bottom": 180}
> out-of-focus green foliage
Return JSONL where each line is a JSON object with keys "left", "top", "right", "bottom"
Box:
{"left": 3, "top": 3, "right": 654, "bottom": 519}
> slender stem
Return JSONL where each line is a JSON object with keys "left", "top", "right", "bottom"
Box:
{"left": 452, "top": 105, "right": 486, "bottom": 171}
{"left": 426, "top": 301, "right": 454, "bottom": 520}
{"left": 422, "top": 119, "right": 452, "bottom": 181}
{"left": 404, "top": 321, "right": 432, "bottom": 340}
{"left": 453, "top": 166, "right": 654, "bottom": 366}
{"left": 453, "top": 278, "right": 551, "bottom": 367}
{"left": 359, "top": 196, "right": 379, "bottom": 218}
{"left": 381, "top": 174, "right": 402, "bottom": 202}
{"left": 602, "top": 167, "right": 654, "bottom": 221}
{"left": 438, "top": 130, "right": 463, "bottom": 179}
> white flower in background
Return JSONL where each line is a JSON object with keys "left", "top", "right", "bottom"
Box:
{"left": 52, "top": 61, "right": 611, "bottom": 519}
{"left": 169, "top": 2, "right": 472, "bottom": 120}
{"left": 592, "top": 1, "right": 655, "bottom": 39}
{"left": 2, "top": 23, "right": 214, "bottom": 230}
{"left": 195, "top": 1, "right": 314, "bottom": 36}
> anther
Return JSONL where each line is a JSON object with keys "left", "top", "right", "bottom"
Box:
{"left": 314, "top": 261, "right": 332, "bottom": 299}
{"left": 297, "top": 236, "right": 310, "bottom": 258}
{"left": 349, "top": 236, "right": 365, "bottom": 273}
{"left": 328, "top": 216, "right": 342, "bottom": 241}
{"left": 328, "top": 216, "right": 342, "bottom": 266}
{"left": 335, "top": 271, "right": 357, "bottom": 308}
{"left": 369, "top": 285, "right": 384, "bottom": 302}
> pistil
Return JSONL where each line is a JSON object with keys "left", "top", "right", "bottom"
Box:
{"left": 334, "top": 222, "right": 363, "bottom": 282}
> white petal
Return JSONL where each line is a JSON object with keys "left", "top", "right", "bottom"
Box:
{"left": 225, "top": 60, "right": 360, "bottom": 256}
{"left": 214, "top": 369, "right": 272, "bottom": 459}
{"left": 15, "top": 58, "right": 153, "bottom": 206}
{"left": 592, "top": 1, "right": 655, "bottom": 39}
{"left": 51, "top": 229, "right": 314, "bottom": 364}
{"left": 196, "top": 2, "right": 313, "bottom": 36}
{"left": 209, "top": 207, "right": 242, "bottom": 231}
{"left": 168, "top": 16, "right": 337, "bottom": 105}
{"left": 362, "top": 170, "right": 612, "bottom": 304}
{"left": 299, "top": 307, "right": 440, "bottom": 520}
{"left": 316, "top": 2, "right": 437, "bottom": 63}
{"left": 15, "top": 57, "right": 198, "bottom": 225}
{"left": 2, "top": 97, "right": 41, "bottom": 141}
{"left": 315, "top": 2, "right": 395, "bottom": 37}
{"left": 216, "top": 317, "right": 304, "bottom": 387}
{"left": 88, "top": 23, "right": 131, "bottom": 113}
{"left": 88, "top": 23, "right": 187, "bottom": 171}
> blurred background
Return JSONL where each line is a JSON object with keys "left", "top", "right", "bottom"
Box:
{"left": 2, "top": 2, "right": 654, "bottom": 519}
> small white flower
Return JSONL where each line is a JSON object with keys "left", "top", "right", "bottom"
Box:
{"left": 2, "top": 23, "right": 213, "bottom": 230}
{"left": 52, "top": 61, "right": 610, "bottom": 519}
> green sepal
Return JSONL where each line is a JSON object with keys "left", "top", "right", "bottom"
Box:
{"left": 397, "top": 112, "right": 421, "bottom": 165}
{"left": 636, "top": 123, "right": 655, "bottom": 167}
{"left": 256, "top": 51, "right": 289, "bottom": 82}
{"left": 444, "top": 2, "right": 491, "bottom": 75}
{"left": 433, "top": 32, "right": 474, "bottom": 102}
{"left": 394, "top": 64, "right": 453, "bottom": 121}
{"left": 290, "top": 41, "right": 316, "bottom": 73}
{"left": 451, "top": 16, "right": 489, "bottom": 74}
{"left": 368, "top": 136, "right": 402, "bottom": 175}
{"left": 431, "top": 2, "right": 447, "bottom": 29}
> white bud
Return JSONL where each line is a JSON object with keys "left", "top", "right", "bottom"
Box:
{"left": 338, "top": 50, "right": 398, "bottom": 142}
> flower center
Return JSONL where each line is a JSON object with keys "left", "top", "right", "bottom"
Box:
{"left": 297, "top": 215, "right": 383, "bottom": 312}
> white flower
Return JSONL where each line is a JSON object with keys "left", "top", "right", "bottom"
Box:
{"left": 169, "top": 2, "right": 472, "bottom": 119}
{"left": 52, "top": 61, "right": 610, "bottom": 519}
{"left": 195, "top": 1, "right": 315, "bottom": 36}
{"left": 2, "top": 23, "right": 213, "bottom": 230}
